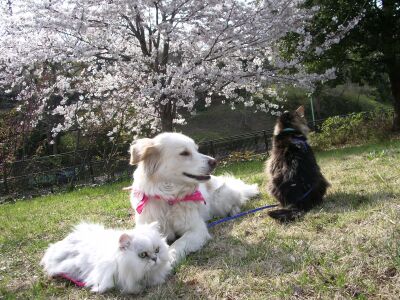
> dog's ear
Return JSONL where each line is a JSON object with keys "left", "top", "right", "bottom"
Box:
{"left": 129, "top": 138, "right": 160, "bottom": 176}
{"left": 295, "top": 106, "right": 305, "bottom": 118}
{"left": 129, "top": 138, "right": 156, "bottom": 165}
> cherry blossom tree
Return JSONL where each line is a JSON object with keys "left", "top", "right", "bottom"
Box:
{"left": 0, "top": 0, "right": 359, "bottom": 137}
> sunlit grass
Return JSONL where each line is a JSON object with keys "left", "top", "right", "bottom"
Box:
{"left": 1, "top": 139, "right": 399, "bottom": 299}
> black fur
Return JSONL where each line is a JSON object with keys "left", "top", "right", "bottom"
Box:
{"left": 266, "top": 109, "right": 330, "bottom": 222}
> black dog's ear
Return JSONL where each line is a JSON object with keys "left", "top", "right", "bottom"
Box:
{"left": 129, "top": 138, "right": 160, "bottom": 176}
{"left": 295, "top": 106, "right": 305, "bottom": 118}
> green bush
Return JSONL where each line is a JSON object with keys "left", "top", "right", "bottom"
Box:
{"left": 282, "top": 85, "right": 390, "bottom": 119}
{"left": 309, "top": 110, "right": 394, "bottom": 150}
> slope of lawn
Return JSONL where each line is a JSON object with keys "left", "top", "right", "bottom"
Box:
{"left": 0, "top": 139, "right": 399, "bottom": 299}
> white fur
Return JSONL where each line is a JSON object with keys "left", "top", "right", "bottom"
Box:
{"left": 41, "top": 222, "right": 171, "bottom": 294}
{"left": 130, "top": 132, "right": 259, "bottom": 265}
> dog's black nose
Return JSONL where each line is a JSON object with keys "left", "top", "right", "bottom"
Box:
{"left": 208, "top": 158, "right": 217, "bottom": 169}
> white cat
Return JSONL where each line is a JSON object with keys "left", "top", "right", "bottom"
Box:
{"left": 41, "top": 222, "right": 172, "bottom": 294}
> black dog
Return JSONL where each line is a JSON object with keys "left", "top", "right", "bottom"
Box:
{"left": 265, "top": 106, "right": 330, "bottom": 222}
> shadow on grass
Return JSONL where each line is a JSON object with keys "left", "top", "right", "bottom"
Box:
{"left": 162, "top": 189, "right": 399, "bottom": 297}
{"left": 167, "top": 219, "right": 321, "bottom": 299}
{"left": 4, "top": 185, "right": 399, "bottom": 298}
{"left": 321, "top": 190, "right": 398, "bottom": 213}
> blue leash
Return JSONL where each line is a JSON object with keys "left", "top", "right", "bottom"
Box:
{"left": 297, "top": 186, "right": 313, "bottom": 202}
{"left": 206, "top": 186, "right": 314, "bottom": 228}
{"left": 207, "top": 203, "right": 279, "bottom": 228}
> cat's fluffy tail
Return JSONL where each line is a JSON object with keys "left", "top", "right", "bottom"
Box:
{"left": 41, "top": 222, "right": 104, "bottom": 277}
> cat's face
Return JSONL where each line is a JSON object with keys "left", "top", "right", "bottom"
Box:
{"left": 119, "top": 223, "right": 169, "bottom": 271}
{"left": 274, "top": 106, "right": 310, "bottom": 136}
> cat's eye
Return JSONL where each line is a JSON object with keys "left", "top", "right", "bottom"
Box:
{"left": 155, "top": 247, "right": 160, "bottom": 253}
{"left": 138, "top": 252, "right": 147, "bottom": 258}
{"left": 180, "top": 150, "right": 190, "bottom": 156}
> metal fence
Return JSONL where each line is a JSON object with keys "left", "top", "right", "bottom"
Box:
{"left": 0, "top": 110, "right": 393, "bottom": 200}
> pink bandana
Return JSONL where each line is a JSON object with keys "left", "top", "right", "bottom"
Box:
{"left": 133, "top": 189, "right": 206, "bottom": 214}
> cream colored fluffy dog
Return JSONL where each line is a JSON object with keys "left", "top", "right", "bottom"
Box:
{"left": 129, "top": 132, "right": 258, "bottom": 265}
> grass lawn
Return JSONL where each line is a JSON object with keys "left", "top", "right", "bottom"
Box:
{"left": 1, "top": 139, "right": 400, "bottom": 299}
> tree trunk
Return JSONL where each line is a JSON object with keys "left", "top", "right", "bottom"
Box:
{"left": 381, "top": 0, "right": 400, "bottom": 131}
{"left": 388, "top": 70, "right": 400, "bottom": 131}
{"left": 160, "top": 101, "right": 174, "bottom": 132}
{"left": 161, "top": 114, "right": 173, "bottom": 132}
{"left": 7, "top": 0, "right": 12, "bottom": 15}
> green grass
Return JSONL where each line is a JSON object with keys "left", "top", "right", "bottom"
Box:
{"left": 1, "top": 140, "right": 400, "bottom": 299}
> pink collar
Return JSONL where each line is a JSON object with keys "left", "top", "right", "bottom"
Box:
{"left": 132, "top": 189, "right": 206, "bottom": 214}
{"left": 57, "top": 273, "right": 86, "bottom": 287}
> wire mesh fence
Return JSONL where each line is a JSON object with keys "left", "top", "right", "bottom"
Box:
{"left": 0, "top": 110, "right": 394, "bottom": 200}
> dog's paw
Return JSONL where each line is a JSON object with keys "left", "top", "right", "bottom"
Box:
{"left": 91, "top": 285, "right": 107, "bottom": 294}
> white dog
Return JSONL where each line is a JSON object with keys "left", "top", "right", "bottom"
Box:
{"left": 129, "top": 132, "right": 259, "bottom": 265}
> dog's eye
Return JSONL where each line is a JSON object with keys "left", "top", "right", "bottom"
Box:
{"left": 180, "top": 150, "right": 190, "bottom": 156}
{"left": 155, "top": 247, "right": 160, "bottom": 253}
{"left": 138, "top": 252, "right": 147, "bottom": 258}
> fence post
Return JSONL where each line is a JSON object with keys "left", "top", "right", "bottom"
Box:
{"left": 22, "top": 131, "right": 27, "bottom": 159}
{"left": 310, "top": 95, "right": 316, "bottom": 130}
{"left": 209, "top": 141, "right": 215, "bottom": 157}
{"left": 88, "top": 151, "right": 95, "bottom": 184}
{"left": 2, "top": 165, "right": 8, "bottom": 195}
{"left": 70, "top": 130, "right": 81, "bottom": 189}
{"left": 1, "top": 144, "right": 9, "bottom": 194}
{"left": 254, "top": 134, "right": 259, "bottom": 152}
{"left": 263, "top": 130, "right": 269, "bottom": 151}
{"left": 53, "top": 133, "right": 58, "bottom": 155}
